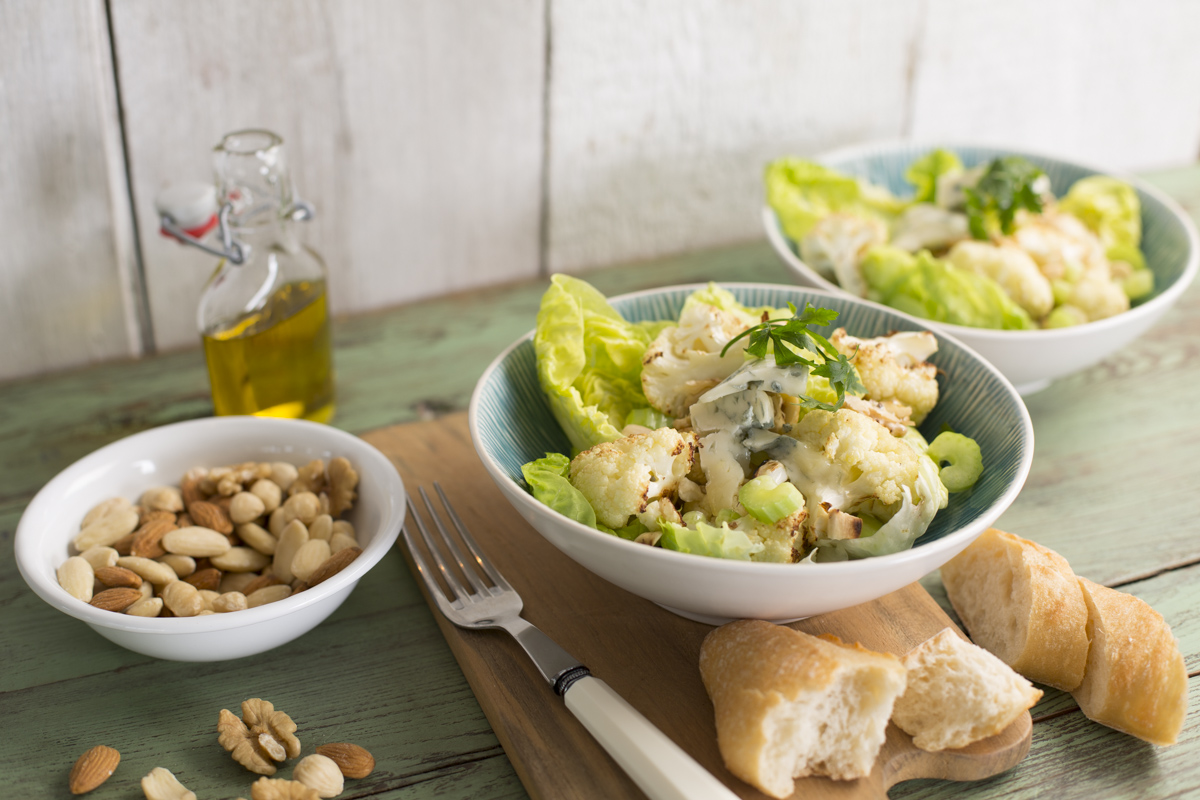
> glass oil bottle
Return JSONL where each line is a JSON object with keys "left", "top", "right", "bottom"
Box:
{"left": 181, "top": 130, "right": 335, "bottom": 422}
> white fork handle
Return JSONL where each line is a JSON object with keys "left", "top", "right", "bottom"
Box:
{"left": 563, "top": 675, "right": 740, "bottom": 800}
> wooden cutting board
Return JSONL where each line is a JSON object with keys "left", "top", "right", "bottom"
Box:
{"left": 365, "top": 413, "right": 1031, "bottom": 800}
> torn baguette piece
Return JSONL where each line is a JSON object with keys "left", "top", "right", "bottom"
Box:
{"left": 1071, "top": 578, "right": 1188, "bottom": 746}
{"left": 892, "top": 627, "right": 1042, "bottom": 751}
{"left": 699, "top": 619, "right": 906, "bottom": 798}
{"left": 940, "top": 528, "right": 1089, "bottom": 691}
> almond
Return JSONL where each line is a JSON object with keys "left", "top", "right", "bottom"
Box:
{"left": 306, "top": 547, "right": 362, "bottom": 588}
{"left": 90, "top": 587, "right": 143, "bottom": 612}
{"left": 162, "top": 526, "right": 233, "bottom": 557}
{"left": 184, "top": 567, "right": 222, "bottom": 591}
{"left": 69, "top": 744, "right": 120, "bottom": 794}
{"left": 130, "top": 517, "right": 177, "bottom": 558}
{"left": 241, "top": 572, "right": 284, "bottom": 596}
{"left": 314, "top": 742, "right": 375, "bottom": 779}
{"left": 93, "top": 565, "right": 143, "bottom": 589}
{"left": 188, "top": 500, "right": 234, "bottom": 534}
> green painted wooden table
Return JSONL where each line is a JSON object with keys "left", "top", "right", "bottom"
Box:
{"left": 3, "top": 166, "right": 1199, "bottom": 799}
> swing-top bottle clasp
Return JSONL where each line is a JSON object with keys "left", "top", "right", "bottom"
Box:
{"left": 155, "top": 181, "right": 315, "bottom": 266}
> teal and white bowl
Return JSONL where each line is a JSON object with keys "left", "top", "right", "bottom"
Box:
{"left": 469, "top": 283, "right": 1034, "bottom": 624}
{"left": 763, "top": 142, "right": 1199, "bottom": 395}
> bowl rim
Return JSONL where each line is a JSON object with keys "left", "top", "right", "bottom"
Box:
{"left": 468, "top": 281, "right": 1034, "bottom": 576}
{"left": 14, "top": 416, "right": 406, "bottom": 635}
{"left": 761, "top": 140, "right": 1200, "bottom": 342}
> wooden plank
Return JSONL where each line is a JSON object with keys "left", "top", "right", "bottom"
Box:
{"left": 910, "top": 0, "right": 1200, "bottom": 173}
{"left": 545, "top": 0, "right": 922, "bottom": 272}
{"left": 0, "top": 0, "right": 142, "bottom": 381}
{"left": 110, "top": 0, "right": 546, "bottom": 352}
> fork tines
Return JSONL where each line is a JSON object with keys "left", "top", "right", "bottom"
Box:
{"left": 404, "top": 483, "right": 509, "bottom": 604}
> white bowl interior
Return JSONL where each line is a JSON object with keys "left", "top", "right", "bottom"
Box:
{"left": 14, "top": 416, "right": 405, "bottom": 661}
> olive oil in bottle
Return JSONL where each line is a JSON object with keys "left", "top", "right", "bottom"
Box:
{"left": 193, "top": 129, "right": 336, "bottom": 422}
{"left": 202, "top": 279, "right": 335, "bottom": 422}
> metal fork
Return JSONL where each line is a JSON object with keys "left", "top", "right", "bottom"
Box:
{"left": 402, "top": 483, "right": 739, "bottom": 800}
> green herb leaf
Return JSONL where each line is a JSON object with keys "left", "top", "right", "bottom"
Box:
{"left": 965, "top": 156, "right": 1046, "bottom": 239}
{"left": 720, "top": 303, "right": 863, "bottom": 411}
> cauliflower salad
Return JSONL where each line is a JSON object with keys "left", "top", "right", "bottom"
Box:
{"left": 520, "top": 276, "right": 982, "bottom": 564}
{"left": 767, "top": 149, "right": 1152, "bottom": 330}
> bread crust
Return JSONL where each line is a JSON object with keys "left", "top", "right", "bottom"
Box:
{"left": 940, "top": 528, "right": 1089, "bottom": 691}
{"left": 699, "top": 619, "right": 906, "bottom": 797}
{"left": 1071, "top": 578, "right": 1189, "bottom": 746}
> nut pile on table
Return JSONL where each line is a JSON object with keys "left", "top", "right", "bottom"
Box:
{"left": 67, "top": 696, "right": 376, "bottom": 798}
{"left": 56, "top": 457, "right": 362, "bottom": 617}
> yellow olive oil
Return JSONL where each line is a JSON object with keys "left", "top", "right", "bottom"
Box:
{"left": 202, "top": 280, "right": 335, "bottom": 422}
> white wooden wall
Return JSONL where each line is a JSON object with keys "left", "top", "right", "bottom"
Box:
{"left": 3, "top": 0, "right": 1200, "bottom": 380}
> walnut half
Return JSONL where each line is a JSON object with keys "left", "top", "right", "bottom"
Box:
{"left": 218, "top": 698, "right": 301, "bottom": 775}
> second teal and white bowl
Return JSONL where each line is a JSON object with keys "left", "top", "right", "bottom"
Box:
{"left": 763, "top": 142, "right": 1199, "bottom": 395}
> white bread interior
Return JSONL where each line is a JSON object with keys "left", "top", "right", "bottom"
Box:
{"left": 1071, "top": 577, "right": 1189, "bottom": 746}
{"left": 892, "top": 627, "right": 1043, "bottom": 751}
{"left": 939, "top": 528, "right": 1090, "bottom": 691}
{"left": 699, "top": 619, "right": 906, "bottom": 798}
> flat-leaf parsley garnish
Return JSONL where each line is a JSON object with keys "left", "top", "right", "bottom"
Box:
{"left": 720, "top": 303, "right": 865, "bottom": 412}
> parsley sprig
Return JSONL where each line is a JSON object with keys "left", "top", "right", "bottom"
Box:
{"left": 720, "top": 303, "right": 864, "bottom": 412}
{"left": 965, "top": 156, "right": 1046, "bottom": 239}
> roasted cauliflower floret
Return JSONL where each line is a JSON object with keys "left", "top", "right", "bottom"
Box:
{"left": 830, "top": 328, "right": 939, "bottom": 424}
{"left": 746, "top": 408, "right": 938, "bottom": 523}
{"left": 569, "top": 428, "right": 699, "bottom": 530}
{"left": 640, "top": 303, "right": 751, "bottom": 418}
{"left": 798, "top": 213, "right": 889, "bottom": 297}
{"left": 946, "top": 240, "right": 1054, "bottom": 319}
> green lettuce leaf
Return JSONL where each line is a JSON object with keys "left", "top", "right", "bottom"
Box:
{"left": 659, "top": 519, "right": 765, "bottom": 561}
{"left": 1060, "top": 175, "right": 1149, "bottom": 279}
{"left": 860, "top": 246, "right": 1035, "bottom": 330}
{"left": 905, "top": 149, "right": 964, "bottom": 204}
{"left": 521, "top": 453, "right": 602, "bottom": 530}
{"left": 765, "top": 158, "right": 903, "bottom": 242}
{"left": 534, "top": 275, "right": 664, "bottom": 453}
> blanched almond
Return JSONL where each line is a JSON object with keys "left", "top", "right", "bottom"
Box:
{"left": 81, "top": 497, "right": 133, "bottom": 529}
{"left": 308, "top": 514, "right": 333, "bottom": 542}
{"left": 117, "top": 556, "right": 178, "bottom": 586}
{"left": 247, "top": 584, "right": 292, "bottom": 607}
{"left": 250, "top": 478, "right": 283, "bottom": 513}
{"left": 329, "top": 531, "right": 359, "bottom": 554}
{"left": 57, "top": 556, "right": 95, "bottom": 601}
{"left": 237, "top": 522, "right": 277, "bottom": 555}
{"left": 212, "top": 591, "right": 248, "bottom": 613}
{"left": 160, "top": 554, "right": 197, "bottom": 577}
{"left": 139, "top": 486, "right": 184, "bottom": 513}
{"left": 126, "top": 596, "right": 164, "bottom": 617}
{"left": 79, "top": 545, "right": 119, "bottom": 570}
{"left": 230, "top": 491, "right": 267, "bottom": 524}
{"left": 211, "top": 546, "right": 271, "bottom": 573}
{"left": 162, "top": 526, "right": 233, "bottom": 557}
{"left": 162, "top": 581, "right": 203, "bottom": 617}
{"left": 73, "top": 509, "right": 140, "bottom": 551}
{"left": 290, "top": 539, "right": 332, "bottom": 582}
{"left": 272, "top": 520, "right": 309, "bottom": 583}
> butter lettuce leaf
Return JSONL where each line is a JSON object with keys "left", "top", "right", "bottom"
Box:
{"left": 534, "top": 275, "right": 667, "bottom": 453}
{"left": 659, "top": 519, "right": 765, "bottom": 561}
{"left": 766, "top": 158, "right": 903, "bottom": 242}
{"left": 861, "top": 246, "right": 1035, "bottom": 330}
{"left": 905, "top": 149, "right": 964, "bottom": 204}
{"left": 1060, "top": 175, "right": 1148, "bottom": 276}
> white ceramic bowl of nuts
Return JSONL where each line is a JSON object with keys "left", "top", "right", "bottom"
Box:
{"left": 14, "top": 416, "right": 405, "bottom": 662}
